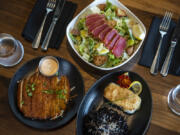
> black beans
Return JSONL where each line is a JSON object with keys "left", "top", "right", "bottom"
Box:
{"left": 84, "top": 106, "right": 128, "bottom": 135}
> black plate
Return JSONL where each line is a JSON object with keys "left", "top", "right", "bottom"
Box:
{"left": 8, "top": 56, "right": 84, "bottom": 130}
{"left": 77, "top": 71, "right": 152, "bottom": 135}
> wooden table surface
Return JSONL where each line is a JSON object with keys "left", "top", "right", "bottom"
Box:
{"left": 0, "top": 0, "right": 180, "bottom": 135}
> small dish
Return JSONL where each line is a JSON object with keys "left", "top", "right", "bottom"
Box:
{"left": 76, "top": 71, "right": 152, "bottom": 135}
{"left": 0, "top": 33, "right": 24, "bottom": 67}
{"left": 39, "top": 56, "right": 59, "bottom": 77}
{"left": 66, "top": 0, "right": 146, "bottom": 71}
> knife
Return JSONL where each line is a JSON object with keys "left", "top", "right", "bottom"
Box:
{"left": 160, "top": 18, "right": 180, "bottom": 76}
{"left": 41, "top": 0, "right": 66, "bottom": 51}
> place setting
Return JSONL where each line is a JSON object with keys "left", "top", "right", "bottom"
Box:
{"left": 0, "top": 0, "right": 180, "bottom": 134}
{"left": 22, "top": 0, "right": 77, "bottom": 50}
{"left": 139, "top": 12, "right": 180, "bottom": 77}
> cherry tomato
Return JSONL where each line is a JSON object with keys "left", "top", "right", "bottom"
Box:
{"left": 117, "top": 73, "right": 131, "bottom": 88}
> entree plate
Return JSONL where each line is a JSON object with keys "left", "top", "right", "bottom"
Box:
{"left": 8, "top": 56, "right": 84, "bottom": 130}
{"left": 77, "top": 71, "right": 152, "bottom": 135}
{"left": 66, "top": 0, "right": 146, "bottom": 71}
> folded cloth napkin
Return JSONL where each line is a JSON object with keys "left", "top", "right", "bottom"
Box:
{"left": 22, "top": 0, "right": 77, "bottom": 49}
{"left": 138, "top": 16, "right": 180, "bottom": 76}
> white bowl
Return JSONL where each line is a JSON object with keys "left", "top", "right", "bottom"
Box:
{"left": 66, "top": 0, "right": 146, "bottom": 71}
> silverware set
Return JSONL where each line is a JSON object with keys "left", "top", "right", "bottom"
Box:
{"left": 150, "top": 12, "right": 172, "bottom": 75}
{"left": 150, "top": 11, "right": 179, "bottom": 76}
{"left": 32, "top": 0, "right": 56, "bottom": 49}
{"left": 32, "top": 0, "right": 65, "bottom": 51}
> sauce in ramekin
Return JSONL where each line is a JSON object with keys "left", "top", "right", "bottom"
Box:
{"left": 39, "top": 56, "right": 59, "bottom": 77}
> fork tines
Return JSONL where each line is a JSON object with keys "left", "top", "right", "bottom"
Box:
{"left": 160, "top": 12, "right": 173, "bottom": 31}
{"left": 47, "top": 0, "right": 56, "bottom": 8}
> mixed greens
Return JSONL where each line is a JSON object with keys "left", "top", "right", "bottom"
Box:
{"left": 70, "top": 0, "right": 144, "bottom": 68}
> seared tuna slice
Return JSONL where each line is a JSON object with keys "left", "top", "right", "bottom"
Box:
{"left": 104, "top": 29, "right": 117, "bottom": 45}
{"left": 86, "top": 15, "right": 105, "bottom": 26}
{"left": 99, "top": 26, "right": 112, "bottom": 41}
{"left": 86, "top": 14, "right": 100, "bottom": 19}
{"left": 92, "top": 24, "right": 108, "bottom": 37}
{"left": 88, "top": 19, "right": 105, "bottom": 32}
{"left": 112, "top": 37, "right": 126, "bottom": 58}
{"left": 106, "top": 34, "right": 120, "bottom": 50}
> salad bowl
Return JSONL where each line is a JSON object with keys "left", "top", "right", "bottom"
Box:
{"left": 66, "top": 0, "right": 146, "bottom": 71}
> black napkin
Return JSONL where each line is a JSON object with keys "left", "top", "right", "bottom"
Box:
{"left": 138, "top": 16, "right": 180, "bottom": 76}
{"left": 22, "top": 0, "right": 77, "bottom": 49}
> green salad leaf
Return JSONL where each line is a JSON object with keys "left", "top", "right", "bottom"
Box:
{"left": 104, "top": 8, "right": 116, "bottom": 20}
{"left": 105, "top": 0, "right": 116, "bottom": 11}
{"left": 104, "top": 53, "right": 122, "bottom": 67}
{"left": 78, "top": 18, "right": 85, "bottom": 30}
{"left": 70, "top": 34, "right": 77, "bottom": 44}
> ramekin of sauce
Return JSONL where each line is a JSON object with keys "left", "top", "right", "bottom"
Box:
{"left": 39, "top": 56, "right": 59, "bottom": 77}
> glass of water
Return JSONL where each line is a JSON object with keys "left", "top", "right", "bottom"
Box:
{"left": 168, "top": 85, "right": 180, "bottom": 115}
{"left": 0, "top": 33, "right": 17, "bottom": 57}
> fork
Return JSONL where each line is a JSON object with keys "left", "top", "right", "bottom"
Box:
{"left": 32, "top": 0, "right": 56, "bottom": 49}
{"left": 150, "top": 12, "right": 172, "bottom": 75}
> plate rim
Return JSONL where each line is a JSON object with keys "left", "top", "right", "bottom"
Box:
{"left": 8, "top": 56, "right": 85, "bottom": 130}
{"left": 76, "top": 70, "right": 152, "bottom": 135}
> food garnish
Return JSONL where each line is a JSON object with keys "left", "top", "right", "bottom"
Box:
{"left": 20, "top": 101, "right": 24, "bottom": 105}
{"left": 27, "top": 92, "right": 32, "bottom": 97}
{"left": 128, "top": 81, "right": 142, "bottom": 95}
{"left": 117, "top": 72, "right": 131, "bottom": 88}
{"left": 132, "top": 24, "right": 145, "bottom": 40}
{"left": 25, "top": 83, "right": 36, "bottom": 96}
{"left": 70, "top": 0, "right": 144, "bottom": 68}
{"left": 42, "top": 89, "right": 54, "bottom": 94}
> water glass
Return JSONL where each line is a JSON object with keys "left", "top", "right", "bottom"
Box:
{"left": 168, "top": 85, "right": 180, "bottom": 115}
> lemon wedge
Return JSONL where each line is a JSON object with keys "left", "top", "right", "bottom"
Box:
{"left": 128, "top": 81, "right": 142, "bottom": 95}
{"left": 132, "top": 24, "right": 145, "bottom": 40}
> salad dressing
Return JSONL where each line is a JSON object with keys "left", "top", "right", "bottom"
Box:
{"left": 39, "top": 57, "right": 59, "bottom": 76}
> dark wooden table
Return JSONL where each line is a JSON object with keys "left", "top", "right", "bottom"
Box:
{"left": 0, "top": 0, "right": 180, "bottom": 135}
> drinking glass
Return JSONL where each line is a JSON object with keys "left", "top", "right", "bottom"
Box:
{"left": 168, "top": 84, "right": 180, "bottom": 115}
{"left": 0, "top": 33, "right": 17, "bottom": 57}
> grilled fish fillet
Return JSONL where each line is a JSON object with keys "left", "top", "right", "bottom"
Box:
{"left": 104, "top": 83, "right": 141, "bottom": 114}
{"left": 17, "top": 71, "right": 70, "bottom": 119}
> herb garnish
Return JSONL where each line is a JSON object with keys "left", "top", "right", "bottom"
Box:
{"left": 42, "top": 90, "right": 54, "bottom": 94}
{"left": 31, "top": 83, "right": 35, "bottom": 88}
{"left": 42, "top": 89, "right": 67, "bottom": 100}
{"left": 57, "top": 94, "right": 66, "bottom": 99}
{"left": 28, "top": 92, "right": 32, "bottom": 97}
{"left": 26, "top": 82, "right": 36, "bottom": 97}
{"left": 32, "top": 87, "right": 35, "bottom": 91}
{"left": 43, "top": 82, "right": 47, "bottom": 87}
{"left": 20, "top": 100, "right": 24, "bottom": 105}
{"left": 26, "top": 89, "right": 30, "bottom": 92}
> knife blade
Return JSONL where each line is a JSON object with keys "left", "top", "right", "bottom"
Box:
{"left": 171, "top": 18, "right": 180, "bottom": 41}
{"left": 160, "top": 18, "right": 180, "bottom": 76}
{"left": 41, "top": 0, "right": 66, "bottom": 51}
{"left": 53, "top": 0, "right": 66, "bottom": 19}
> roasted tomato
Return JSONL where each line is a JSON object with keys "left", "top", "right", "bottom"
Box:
{"left": 117, "top": 72, "right": 131, "bottom": 88}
